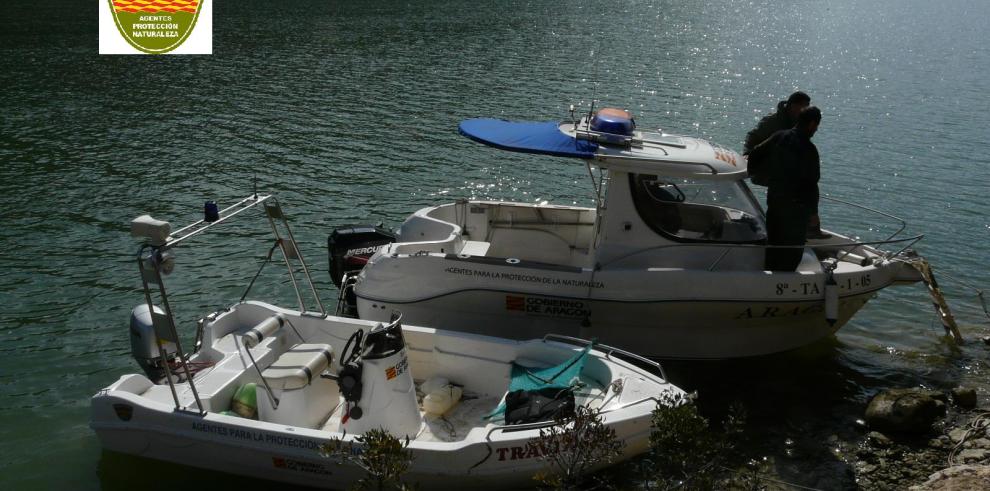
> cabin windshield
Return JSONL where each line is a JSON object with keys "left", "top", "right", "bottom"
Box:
{"left": 629, "top": 174, "right": 767, "bottom": 243}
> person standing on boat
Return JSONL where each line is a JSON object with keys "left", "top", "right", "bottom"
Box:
{"left": 744, "top": 91, "right": 829, "bottom": 239}
{"left": 743, "top": 91, "right": 811, "bottom": 155}
{"left": 749, "top": 106, "right": 823, "bottom": 271}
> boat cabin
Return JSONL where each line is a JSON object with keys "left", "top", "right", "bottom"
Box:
{"left": 391, "top": 109, "right": 808, "bottom": 274}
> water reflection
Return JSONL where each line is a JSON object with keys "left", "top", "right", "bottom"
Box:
{"left": 1, "top": 0, "right": 989, "bottom": 489}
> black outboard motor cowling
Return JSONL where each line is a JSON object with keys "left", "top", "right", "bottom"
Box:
{"left": 328, "top": 225, "right": 396, "bottom": 287}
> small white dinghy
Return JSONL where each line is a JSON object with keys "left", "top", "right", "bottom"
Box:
{"left": 91, "top": 194, "right": 685, "bottom": 489}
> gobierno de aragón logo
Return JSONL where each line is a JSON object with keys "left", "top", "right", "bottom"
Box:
{"left": 108, "top": 0, "right": 203, "bottom": 54}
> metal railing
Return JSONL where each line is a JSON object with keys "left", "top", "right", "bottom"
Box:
{"left": 470, "top": 394, "right": 665, "bottom": 471}
{"left": 133, "top": 194, "right": 326, "bottom": 414}
{"left": 594, "top": 153, "right": 723, "bottom": 175}
{"left": 466, "top": 333, "right": 676, "bottom": 471}
{"left": 541, "top": 333, "right": 669, "bottom": 383}
{"left": 599, "top": 234, "right": 925, "bottom": 272}
{"left": 819, "top": 195, "right": 908, "bottom": 241}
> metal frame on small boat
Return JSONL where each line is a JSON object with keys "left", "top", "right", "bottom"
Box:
{"left": 91, "top": 194, "right": 686, "bottom": 489}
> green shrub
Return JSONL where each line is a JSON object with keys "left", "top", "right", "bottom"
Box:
{"left": 531, "top": 404, "right": 624, "bottom": 490}
{"left": 646, "top": 393, "right": 748, "bottom": 490}
{"left": 320, "top": 428, "right": 415, "bottom": 491}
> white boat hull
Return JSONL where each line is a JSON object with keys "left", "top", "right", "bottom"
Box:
{"left": 355, "top": 253, "right": 913, "bottom": 359}
{"left": 92, "top": 394, "right": 653, "bottom": 489}
{"left": 342, "top": 113, "right": 933, "bottom": 360}
{"left": 92, "top": 302, "right": 679, "bottom": 489}
{"left": 358, "top": 292, "right": 873, "bottom": 360}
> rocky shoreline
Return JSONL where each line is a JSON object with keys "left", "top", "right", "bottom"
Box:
{"left": 850, "top": 387, "right": 990, "bottom": 490}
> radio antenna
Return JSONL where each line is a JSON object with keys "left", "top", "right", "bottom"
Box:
{"left": 585, "top": 45, "right": 602, "bottom": 129}
{"left": 587, "top": 86, "right": 597, "bottom": 129}
{"left": 253, "top": 172, "right": 258, "bottom": 199}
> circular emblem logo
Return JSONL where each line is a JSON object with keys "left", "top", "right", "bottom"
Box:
{"left": 108, "top": 0, "right": 204, "bottom": 54}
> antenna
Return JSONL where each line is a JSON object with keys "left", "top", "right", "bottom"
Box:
{"left": 586, "top": 83, "right": 598, "bottom": 129}
{"left": 585, "top": 41, "right": 603, "bottom": 131}
{"left": 253, "top": 172, "right": 258, "bottom": 200}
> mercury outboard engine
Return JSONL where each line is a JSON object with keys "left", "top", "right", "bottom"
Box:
{"left": 338, "top": 314, "right": 421, "bottom": 438}
{"left": 327, "top": 224, "right": 396, "bottom": 287}
{"left": 129, "top": 304, "right": 178, "bottom": 381}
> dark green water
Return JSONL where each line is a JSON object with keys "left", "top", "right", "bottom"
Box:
{"left": 1, "top": 0, "right": 988, "bottom": 489}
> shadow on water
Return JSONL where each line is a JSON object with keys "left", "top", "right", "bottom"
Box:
{"left": 97, "top": 450, "right": 317, "bottom": 491}
{"left": 654, "top": 331, "right": 980, "bottom": 489}
{"left": 655, "top": 337, "right": 858, "bottom": 488}
{"left": 3, "top": 0, "right": 989, "bottom": 489}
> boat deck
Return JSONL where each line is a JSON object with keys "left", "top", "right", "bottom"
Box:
{"left": 320, "top": 378, "right": 611, "bottom": 442}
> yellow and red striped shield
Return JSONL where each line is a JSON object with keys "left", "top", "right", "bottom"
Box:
{"left": 108, "top": 0, "right": 203, "bottom": 54}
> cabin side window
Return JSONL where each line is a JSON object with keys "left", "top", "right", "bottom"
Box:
{"left": 629, "top": 174, "right": 767, "bottom": 243}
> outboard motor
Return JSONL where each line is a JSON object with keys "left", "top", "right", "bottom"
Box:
{"left": 129, "top": 304, "right": 177, "bottom": 381}
{"left": 338, "top": 315, "right": 421, "bottom": 438}
{"left": 327, "top": 225, "right": 396, "bottom": 287}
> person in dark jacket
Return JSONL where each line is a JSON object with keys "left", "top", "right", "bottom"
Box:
{"left": 744, "top": 91, "right": 829, "bottom": 238}
{"left": 743, "top": 91, "right": 811, "bottom": 155}
{"left": 748, "top": 106, "right": 822, "bottom": 271}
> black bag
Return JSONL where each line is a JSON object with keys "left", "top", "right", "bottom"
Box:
{"left": 747, "top": 151, "right": 769, "bottom": 186}
{"left": 504, "top": 387, "right": 576, "bottom": 424}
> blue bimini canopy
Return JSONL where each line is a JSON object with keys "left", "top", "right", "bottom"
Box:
{"left": 458, "top": 119, "right": 598, "bottom": 159}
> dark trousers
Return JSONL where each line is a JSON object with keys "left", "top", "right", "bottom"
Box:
{"left": 765, "top": 205, "right": 810, "bottom": 271}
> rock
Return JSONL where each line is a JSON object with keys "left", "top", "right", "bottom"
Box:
{"left": 971, "top": 438, "right": 990, "bottom": 449}
{"left": 950, "top": 427, "right": 969, "bottom": 443}
{"left": 866, "top": 388, "right": 948, "bottom": 433}
{"left": 868, "top": 431, "right": 893, "bottom": 447}
{"left": 910, "top": 464, "right": 990, "bottom": 490}
{"left": 958, "top": 449, "right": 989, "bottom": 462}
{"left": 951, "top": 387, "right": 978, "bottom": 409}
{"left": 982, "top": 335, "right": 990, "bottom": 346}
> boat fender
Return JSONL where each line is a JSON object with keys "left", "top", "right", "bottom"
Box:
{"left": 231, "top": 383, "right": 258, "bottom": 419}
{"left": 824, "top": 272, "right": 839, "bottom": 326}
{"left": 242, "top": 315, "right": 284, "bottom": 348}
{"left": 423, "top": 385, "right": 463, "bottom": 416}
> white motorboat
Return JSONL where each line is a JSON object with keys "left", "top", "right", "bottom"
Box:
{"left": 330, "top": 106, "right": 932, "bottom": 359}
{"left": 91, "top": 195, "right": 685, "bottom": 489}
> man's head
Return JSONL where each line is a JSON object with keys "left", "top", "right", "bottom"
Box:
{"left": 785, "top": 91, "right": 811, "bottom": 119}
{"left": 797, "top": 106, "right": 822, "bottom": 138}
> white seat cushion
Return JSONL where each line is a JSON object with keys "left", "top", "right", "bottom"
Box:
{"left": 262, "top": 343, "right": 333, "bottom": 391}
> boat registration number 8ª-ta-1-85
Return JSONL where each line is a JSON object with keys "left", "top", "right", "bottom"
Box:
{"left": 774, "top": 274, "right": 871, "bottom": 296}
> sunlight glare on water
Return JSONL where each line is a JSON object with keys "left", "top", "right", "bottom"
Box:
{"left": 0, "top": 0, "right": 988, "bottom": 489}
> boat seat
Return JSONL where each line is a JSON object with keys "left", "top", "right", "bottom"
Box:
{"left": 459, "top": 240, "right": 490, "bottom": 257}
{"left": 488, "top": 228, "right": 573, "bottom": 265}
{"left": 262, "top": 343, "right": 333, "bottom": 391}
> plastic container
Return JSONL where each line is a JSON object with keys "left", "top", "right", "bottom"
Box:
{"left": 420, "top": 376, "right": 449, "bottom": 395}
{"left": 423, "top": 385, "right": 463, "bottom": 416}
{"left": 231, "top": 383, "right": 258, "bottom": 419}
